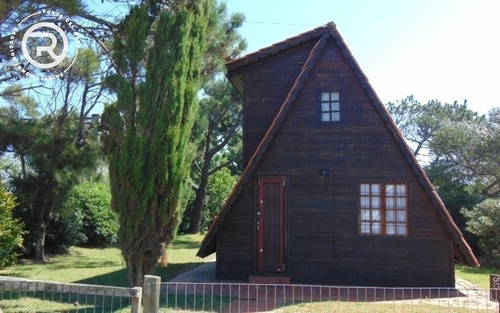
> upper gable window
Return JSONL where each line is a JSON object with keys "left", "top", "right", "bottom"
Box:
{"left": 320, "top": 92, "right": 340, "bottom": 122}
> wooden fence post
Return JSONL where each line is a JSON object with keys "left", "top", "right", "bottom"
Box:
{"left": 143, "top": 275, "right": 161, "bottom": 313}
{"left": 130, "top": 287, "right": 142, "bottom": 313}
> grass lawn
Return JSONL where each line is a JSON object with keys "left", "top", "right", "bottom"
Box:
{"left": 456, "top": 263, "right": 499, "bottom": 290}
{"left": 0, "top": 234, "right": 206, "bottom": 287}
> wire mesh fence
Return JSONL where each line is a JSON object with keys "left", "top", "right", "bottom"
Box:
{"left": 0, "top": 276, "right": 141, "bottom": 312}
{"left": 1, "top": 276, "right": 498, "bottom": 312}
{"left": 160, "top": 282, "right": 500, "bottom": 313}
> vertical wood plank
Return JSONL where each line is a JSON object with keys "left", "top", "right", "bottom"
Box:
{"left": 143, "top": 275, "right": 160, "bottom": 313}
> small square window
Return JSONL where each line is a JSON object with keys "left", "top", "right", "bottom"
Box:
{"left": 320, "top": 91, "right": 341, "bottom": 122}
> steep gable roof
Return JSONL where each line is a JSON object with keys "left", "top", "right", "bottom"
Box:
{"left": 197, "top": 23, "right": 479, "bottom": 267}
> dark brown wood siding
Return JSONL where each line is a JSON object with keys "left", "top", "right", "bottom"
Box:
{"left": 218, "top": 37, "right": 454, "bottom": 287}
{"left": 242, "top": 40, "right": 317, "bottom": 166}
{"left": 215, "top": 182, "right": 255, "bottom": 281}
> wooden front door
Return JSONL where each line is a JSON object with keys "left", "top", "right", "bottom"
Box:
{"left": 257, "top": 178, "right": 285, "bottom": 273}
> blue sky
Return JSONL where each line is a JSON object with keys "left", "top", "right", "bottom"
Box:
{"left": 224, "top": 0, "right": 500, "bottom": 114}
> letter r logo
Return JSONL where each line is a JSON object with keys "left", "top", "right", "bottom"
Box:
{"left": 22, "top": 22, "right": 68, "bottom": 69}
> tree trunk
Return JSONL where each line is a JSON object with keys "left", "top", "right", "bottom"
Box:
{"left": 188, "top": 153, "right": 212, "bottom": 234}
{"left": 34, "top": 191, "right": 55, "bottom": 262}
{"left": 124, "top": 240, "right": 169, "bottom": 287}
{"left": 34, "top": 223, "right": 47, "bottom": 261}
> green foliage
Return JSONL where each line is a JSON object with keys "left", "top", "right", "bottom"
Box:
{"left": 197, "top": 78, "right": 243, "bottom": 174}
{"left": 389, "top": 97, "right": 500, "bottom": 257}
{"left": 184, "top": 78, "right": 242, "bottom": 234}
{"left": 431, "top": 108, "right": 500, "bottom": 196}
{"left": 202, "top": 167, "right": 236, "bottom": 231}
{"left": 387, "top": 96, "right": 482, "bottom": 158}
{"left": 102, "top": 1, "right": 214, "bottom": 286}
{"left": 62, "top": 48, "right": 100, "bottom": 83}
{"left": 45, "top": 204, "right": 86, "bottom": 254}
{"left": 425, "top": 160, "right": 485, "bottom": 253}
{"left": 63, "top": 181, "right": 118, "bottom": 247}
{"left": 462, "top": 199, "right": 500, "bottom": 257}
{"left": 0, "top": 88, "right": 100, "bottom": 260}
{"left": 201, "top": 1, "right": 246, "bottom": 81}
{"left": 0, "top": 186, "right": 25, "bottom": 268}
{"left": 181, "top": 167, "right": 237, "bottom": 233}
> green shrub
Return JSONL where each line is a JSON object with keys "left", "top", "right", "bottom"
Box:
{"left": 462, "top": 199, "right": 500, "bottom": 256}
{"left": 0, "top": 187, "right": 25, "bottom": 267}
{"left": 180, "top": 167, "right": 237, "bottom": 233}
{"left": 64, "top": 181, "right": 118, "bottom": 247}
{"left": 202, "top": 168, "right": 237, "bottom": 231}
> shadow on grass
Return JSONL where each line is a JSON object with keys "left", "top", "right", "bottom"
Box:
{"left": 75, "top": 268, "right": 129, "bottom": 287}
{"left": 170, "top": 238, "right": 202, "bottom": 250}
{"left": 50, "top": 260, "right": 120, "bottom": 270}
{"left": 155, "top": 262, "right": 204, "bottom": 282}
{"left": 74, "top": 262, "right": 204, "bottom": 287}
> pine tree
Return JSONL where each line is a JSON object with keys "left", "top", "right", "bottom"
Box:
{"left": 102, "top": 1, "right": 213, "bottom": 287}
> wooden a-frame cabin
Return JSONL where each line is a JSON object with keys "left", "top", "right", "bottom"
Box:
{"left": 197, "top": 22, "right": 478, "bottom": 287}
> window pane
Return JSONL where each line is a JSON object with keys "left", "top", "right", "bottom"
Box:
{"left": 397, "top": 224, "right": 407, "bottom": 235}
{"left": 397, "top": 210, "right": 406, "bottom": 222}
{"left": 331, "top": 112, "right": 340, "bottom": 121}
{"left": 386, "top": 184, "right": 395, "bottom": 196}
{"left": 372, "top": 209, "right": 381, "bottom": 221}
{"left": 386, "top": 210, "right": 395, "bottom": 222}
{"left": 371, "top": 196, "right": 380, "bottom": 208}
{"left": 371, "top": 184, "right": 380, "bottom": 195}
{"left": 330, "top": 92, "right": 340, "bottom": 101}
{"left": 396, "top": 185, "right": 406, "bottom": 196}
{"left": 321, "top": 102, "right": 330, "bottom": 112}
{"left": 321, "top": 92, "right": 330, "bottom": 101}
{"left": 397, "top": 197, "right": 406, "bottom": 209}
{"left": 361, "top": 223, "right": 370, "bottom": 234}
{"left": 331, "top": 102, "right": 340, "bottom": 111}
{"left": 361, "top": 209, "right": 370, "bottom": 220}
{"left": 372, "top": 223, "right": 381, "bottom": 234}
{"left": 387, "top": 224, "right": 396, "bottom": 235}
{"left": 361, "top": 197, "right": 370, "bottom": 208}
{"left": 321, "top": 113, "right": 330, "bottom": 122}
{"left": 360, "top": 184, "right": 370, "bottom": 195}
{"left": 386, "top": 197, "right": 395, "bottom": 209}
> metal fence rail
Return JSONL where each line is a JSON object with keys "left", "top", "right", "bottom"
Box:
{"left": 0, "top": 276, "right": 141, "bottom": 312}
{"left": 161, "top": 282, "right": 500, "bottom": 313}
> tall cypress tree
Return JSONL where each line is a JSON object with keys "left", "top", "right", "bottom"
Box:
{"left": 102, "top": 1, "right": 212, "bottom": 287}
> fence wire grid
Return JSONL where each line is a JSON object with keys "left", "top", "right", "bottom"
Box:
{"left": 160, "top": 282, "right": 500, "bottom": 313}
{"left": 0, "top": 277, "right": 140, "bottom": 312}
{"left": 0, "top": 276, "right": 499, "bottom": 312}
